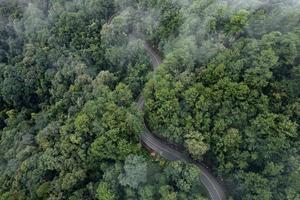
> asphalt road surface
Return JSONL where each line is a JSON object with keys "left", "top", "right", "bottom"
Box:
{"left": 140, "top": 41, "right": 227, "bottom": 200}
{"left": 107, "top": 15, "right": 227, "bottom": 200}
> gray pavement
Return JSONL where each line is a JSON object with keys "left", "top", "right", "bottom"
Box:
{"left": 140, "top": 41, "right": 227, "bottom": 200}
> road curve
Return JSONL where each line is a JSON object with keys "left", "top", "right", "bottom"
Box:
{"left": 140, "top": 42, "right": 227, "bottom": 200}
{"left": 106, "top": 14, "right": 227, "bottom": 200}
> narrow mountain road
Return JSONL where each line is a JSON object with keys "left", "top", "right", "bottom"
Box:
{"left": 106, "top": 15, "right": 227, "bottom": 200}
{"left": 139, "top": 42, "right": 227, "bottom": 200}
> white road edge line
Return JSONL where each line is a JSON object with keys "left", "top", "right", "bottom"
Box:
{"left": 147, "top": 46, "right": 223, "bottom": 200}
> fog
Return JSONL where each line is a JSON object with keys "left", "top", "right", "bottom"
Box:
{"left": 109, "top": 0, "right": 300, "bottom": 66}
{"left": 3, "top": 0, "right": 300, "bottom": 68}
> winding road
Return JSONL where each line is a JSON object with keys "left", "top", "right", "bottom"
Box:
{"left": 139, "top": 42, "right": 227, "bottom": 200}
{"left": 106, "top": 14, "right": 227, "bottom": 200}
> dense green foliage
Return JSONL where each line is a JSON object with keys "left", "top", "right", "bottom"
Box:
{"left": 140, "top": 0, "right": 300, "bottom": 199}
{"left": 0, "top": 0, "right": 207, "bottom": 199}
{"left": 1, "top": 0, "right": 300, "bottom": 199}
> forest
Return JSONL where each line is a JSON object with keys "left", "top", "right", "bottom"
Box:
{"left": 0, "top": 0, "right": 299, "bottom": 200}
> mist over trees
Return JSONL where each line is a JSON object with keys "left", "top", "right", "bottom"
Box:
{"left": 0, "top": 0, "right": 207, "bottom": 199}
{"left": 0, "top": 0, "right": 299, "bottom": 200}
{"left": 141, "top": 0, "right": 300, "bottom": 199}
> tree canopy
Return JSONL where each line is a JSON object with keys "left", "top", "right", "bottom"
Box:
{"left": 1, "top": 0, "right": 300, "bottom": 199}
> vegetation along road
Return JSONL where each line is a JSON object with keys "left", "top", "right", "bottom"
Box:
{"left": 1, "top": 1, "right": 299, "bottom": 199}
{"left": 139, "top": 42, "right": 227, "bottom": 200}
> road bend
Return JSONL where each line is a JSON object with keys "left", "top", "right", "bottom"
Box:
{"left": 140, "top": 41, "right": 227, "bottom": 200}
{"left": 107, "top": 15, "right": 227, "bottom": 200}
